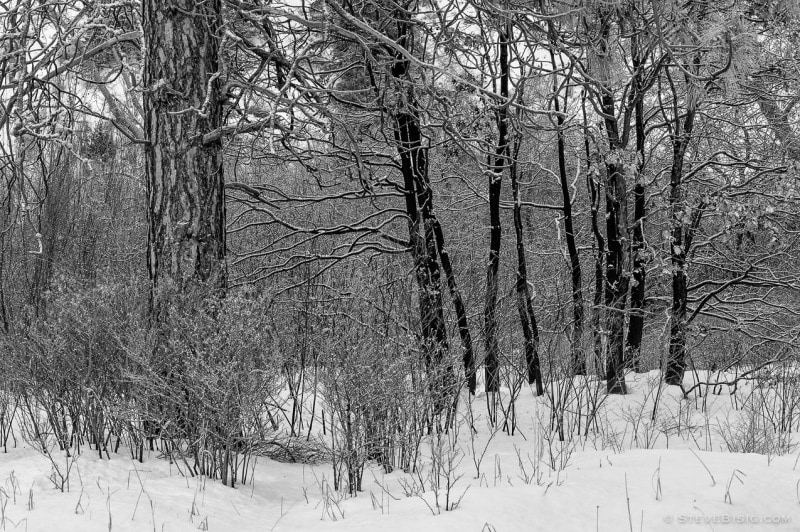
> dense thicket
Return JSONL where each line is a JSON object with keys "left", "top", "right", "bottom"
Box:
{"left": 1, "top": 0, "right": 799, "bottom": 487}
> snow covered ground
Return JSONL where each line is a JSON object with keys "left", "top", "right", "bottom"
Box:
{"left": 1, "top": 372, "right": 798, "bottom": 531}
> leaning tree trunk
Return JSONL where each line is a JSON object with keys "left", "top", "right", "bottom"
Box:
{"left": 143, "top": 0, "right": 227, "bottom": 311}
{"left": 389, "top": 12, "right": 454, "bottom": 398}
{"left": 510, "top": 138, "right": 544, "bottom": 395}
{"left": 393, "top": 113, "right": 448, "bottom": 374}
{"left": 431, "top": 218, "right": 476, "bottom": 394}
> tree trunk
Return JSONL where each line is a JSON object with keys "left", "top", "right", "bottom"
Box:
{"left": 143, "top": 0, "right": 227, "bottom": 312}
{"left": 29, "top": 149, "right": 71, "bottom": 318}
{"left": 484, "top": 28, "right": 509, "bottom": 394}
{"left": 548, "top": 29, "right": 584, "bottom": 375}
{"left": 601, "top": 94, "right": 628, "bottom": 395}
{"left": 625, "top": 31, "right": 647, "bottom": 372}
{"left": 511, "top": 139, "right": 543, "bottom": 395}
{"left": 393, "top": 112, "right": 448, "bottom": 371}
{"left": 626, "top": 181, "right": 646, "bottom": 372}
{"left": 583, "top": 94, "right": 605, "bottom": 375}
{"left": 431, "top": 219, "right": 476, "bottom": 394}
{"left": 389, "top": 13, "right": 455, "bottom": 396}
{"left": 665, "top": 106, "right": 696, "bottom": 386}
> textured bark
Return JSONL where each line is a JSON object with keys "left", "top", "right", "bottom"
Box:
{"left": 143, "top": 0, "right": 227, "bottom": 311}
{"left": 600, "top": 91, "right": 628, "bottom": 394}
{"left": 591, "top": 9, "right": 628, "bottom": 394}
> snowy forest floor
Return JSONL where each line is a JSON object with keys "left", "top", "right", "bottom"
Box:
{"left": 1, "top": 371, "right": 799, "bottom": 531}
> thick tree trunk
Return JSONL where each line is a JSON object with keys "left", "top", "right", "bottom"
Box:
{"left": 143, "top": 0, "right": 227, "bottom": 312}
{"left": 390, "top": 14, "right": 468, "bottom": 398}
{"left": 393, "top": 112, "right": 448, "bottom": 370}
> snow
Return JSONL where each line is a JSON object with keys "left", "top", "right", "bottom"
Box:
{"left": 1, "top": 372, "right": 798, "bottom": 531}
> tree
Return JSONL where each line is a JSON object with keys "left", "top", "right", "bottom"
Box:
{"left": 143, "top": 0, "right": 227, "bottom": 311}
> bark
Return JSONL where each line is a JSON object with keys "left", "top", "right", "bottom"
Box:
{"left": 389, "top": 12, "right": 465, "bottom": 394}
{"left": 626, "top": 181, "right": 646, "bottom": 372}
{"left": 432, "top": 219, "right": 476, "bottom": 394}
{"left": 665, "top": 104, "right": 696, "bottom": 386}
{"left": 393, "top": 112, "right": 448, "bottom": 369}
{"left": 583, "top": 94, "right": 605, "bottom": 374}
{"left": 547, "top": 28, "right": 584, "bottom": 375}
{"left": 601, "top": 93, "right": 628, "bottom": 394}
{"left": 511, "top": 139, "right": 543, "bottom": 395}
{"left": 484, "top": 28, "right": 509, "bottom": 394}
{"left": 626, "top": 51, "right": 647, "bottom": 371}
{"left": 143, "top": 0, "right": 227, "bottom": 311}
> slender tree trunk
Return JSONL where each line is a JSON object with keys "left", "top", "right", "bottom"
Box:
{"left": 431, "top": 219, "right": 476, "bottom": 394}
{"left": 484, "top": 28, "right": 509, "bottom": 394}
{"left": 625, "top": 30, "right": 648, "bottom": 372}
{"left": 626, "top": 180, "right": 646, "bottom": 371}
{"left": 583, "top": 94, "right": 605, "bottom": 374}
{"left": 0, "top": 199, "right": 8, "bottom": 332}
{"left": 547, "top": 27, "right": 584, "bottom": 375}
{"left": 665, "top": 106, "right": 696, "bottom": 386}
{"left": 511, "top": 139, "right": 543, "bottom": 395}
{"left": 143, "top": 0, "right": 227, "bottom": 311}
{"left": 601, "top": 93, "right": 628, "bottom": 394}
{"left": 29, "top": 149, "right": 70, "bottom": 318}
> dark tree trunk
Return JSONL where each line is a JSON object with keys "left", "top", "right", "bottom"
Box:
{"left": 511, "top": 139, "right": 543, "bottom": 395}
{"left": 484, "top": 28, "right": 509, "bottom": 394}
{"left": 583, "top": 94, "right": 605, "bottom": 374}
{"left": 626, "top": 181, "right": 646, "bottom": 372}
{"left": 390, "top": 13, "right": 465, "bottom": 396}
{"left": 665, "top": 106, "right": 696, "bottom": 386}
{"left": 431, "top": 219, "right": 476, "bottom": 394}
{"left": 394, "top": 112, "right": 448, "bottom": 371}
{"left": 143, "top": 0, "right": 227, "bottom": 312}
{"left": 625, "top": 32, "right": 647, "bottom": 372}
{"left": 601, "top": 93, "right": 628, "bottom": 395}
{"left": 548, "top": 29, "right": 584, "bottom": 375}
